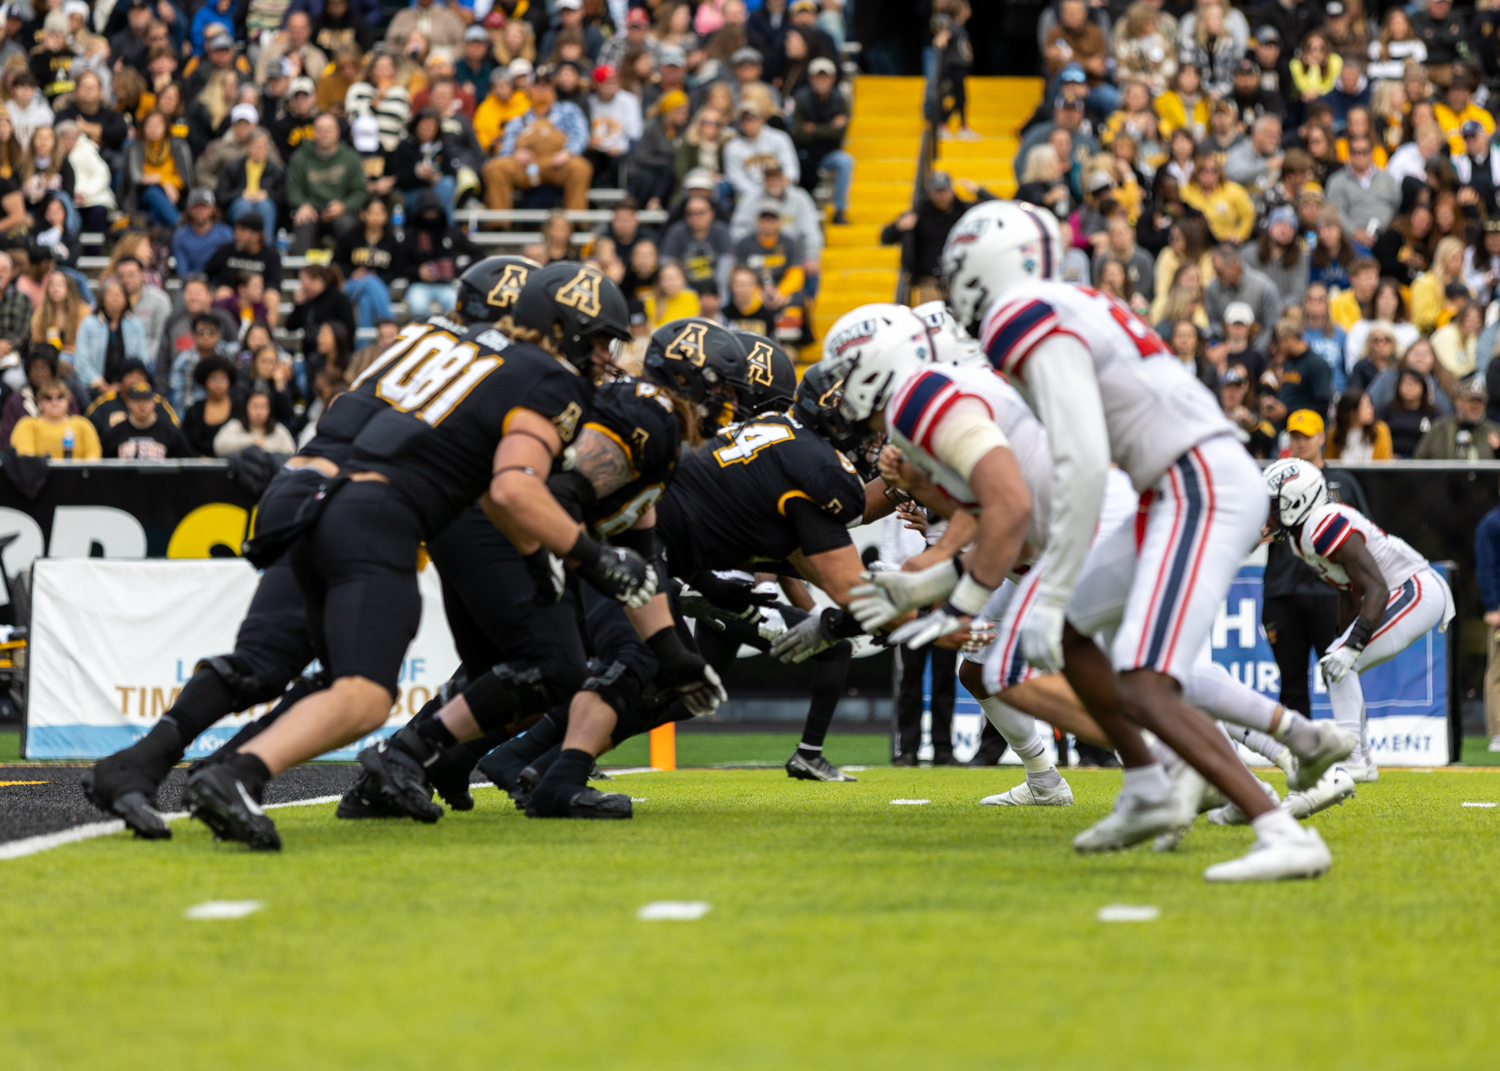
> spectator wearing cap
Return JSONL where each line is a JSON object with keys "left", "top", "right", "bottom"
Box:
{"left": 1013, "top": 91, "right": 1100, "bottom": 179}
{"left": 345, "top": 52, "right": 413, "bottom": 155}
{"left": 1451, "top": 119, "right": 1500, "bottom": 218}
{"left": 723, "top": 99, "right": 798, "bottom": 198}
{"left": 659, "top": 192, "right": 733, "bottom": 306}
{"left": 599, "top": 7, "right": 662, "bottom": 72}
{"left": 189, "top": 0, "right": 236, "bottom": 58}
{"left": 1326, "top": 134, "right": 1401, "bottom": 246}
{"left": 101, "top": 380, "right": 190, "bottom": 458}
{"left": 540, "top": 0, "right": 604, "bottom": 65}
{"left": 786, "top": 0, "right": 841, "bottom": 72}
{"left": 1224, "top": 114, "right": 1284, "bottom": 197}
{"left": 485, "top": 78, "right": 592, "bottom": 212}
{"left": 733, "top": 204, "right": 806, "bottom": 344}
{"left": 183, "top": 29, "right": 253, "bottom": 101}
{"left": 643, "top": 45, "right": 689, "bottom": 117}
{"left": 587, "top": 64, "right": 643, "bottom": 190}
{"left": 880, "top": 170, "right": 974, "bottom": 305}
{"left": 473, "top": 67, "right": 530, "bottom": 155}
{"left": 30, "top": 10, "right": 75, "bottom": 105}
{"left": 1435, "top": 66, "right": 1493, "bottom": 154}
{"left": 1044, "top": 0, "right": 1111, "bottom": 112}
{"left": 413, "top": 49, "right": 478, "bottom": 116}
{"left": 216, "top": 129, "right": 286, "bottom": 247}
{"left": 204, "top": 201, "right": 285, "bottom": 300}
{"left": 125, "top": 110, "right": 193, "bottom": 229}
{"left": 730, "top": 161, "right": 821, "bottom": 269}
{"left": 159, "top": 281, "right": 233, "bottom": 401}
{"left": 273, "top": 77, "right": 323, "bottom": 163}
{"left": 287, "top": 113, "right": 367, "bottom": 253}
{"left": 791, "top": 55, "right": 852, "bottom": 224}
{"left": 171, "top": 189, "right": 235, "bottom": 277}
{"left": 455, "top": 25, "right": 497, "bottom": 99}
{"left": 392, "top": 108, "right": 458, "bottom": 223}
{"left": 730, "top": 47, "right": 780, "bottom": 119}
{"left": 1416, "top": 375, "right": 1500, "bottom": 458}
{"left": 386, "top": 0, "right": 465, "bottom": 53}
{"left": 196, "top": 103, "right": 284, "bottom": 191}
{"left": 258, "top": 11, "right": 329, "bottom": 86}
{"left": 1206, "top": 243, "right": 1281, "bottom": 349}
{"left": 626, "top": 89, "right": 690, "bottom": 208}
{"left": 1228, "top": 56, "right": 1285, "bottom": 124}
{"left": 82, "top": 356, "right": 176, "bottom": 438}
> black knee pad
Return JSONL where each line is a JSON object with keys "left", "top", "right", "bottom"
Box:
{"left": 462, "top": 662, "right": 557, "bottom": 735}
{"left": 196, "top": 655, "right": 286, "bottom": 711}
{"left": 581, "top": 660, "right": 645, "bottom": 722}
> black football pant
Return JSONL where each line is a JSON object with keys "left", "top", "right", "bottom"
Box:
{"left": 1262, "top": 594, "right": 1341, "bottom": 719}
{"left": 895, "top": 641, "right": 956, "bottom": 760}
{"left": 695, "top": 607, "right": 853, "bottom": 749}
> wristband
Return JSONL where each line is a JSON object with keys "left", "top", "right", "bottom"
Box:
{"left": 568, "top": 530, "right": 602, "bottom": 568}
{"left": 1346, "top": 616, "right": 1374, "bottom": 652}
{"left": 947, "top": 572, "right": 992, "bottom": 616}
{"left": 821, "top": 607, "right": 866, "bottom": 639}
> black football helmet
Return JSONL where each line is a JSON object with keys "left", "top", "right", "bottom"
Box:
{"left": 456, "top": 255, "right": 542, "bottom": 323}
{"left": 643, "top": 318, "right": 749, "bottom": 434}
{"left": 512, "top": 260, "right": 631, "bottom": 365}
{"left": 793, "top": 360, "right": 875, "bottom": 454}
{"left": 730, "top": 331, "right": 796, "bottom": 417}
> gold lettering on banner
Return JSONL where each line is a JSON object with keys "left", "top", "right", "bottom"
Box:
{"left": 151, "top": 687, "right": 182, "bottom": 717}
{"left": 116, "top": 685, "right": 133, "bottom": 714}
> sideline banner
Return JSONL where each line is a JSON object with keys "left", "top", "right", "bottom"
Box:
{"left": 23, "top": 558, "right": 459, "bottom": 760}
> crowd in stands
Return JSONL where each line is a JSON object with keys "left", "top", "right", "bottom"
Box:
{"left": 0, "top": 0, "right": 853, "bottom": 461}
{"left": 1003, "top": 0, "right": 1500, "bottom": 462}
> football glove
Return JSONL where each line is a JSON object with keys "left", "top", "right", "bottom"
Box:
{"left": 1318, "top": 646, "right": 1360, "bottom": 685}
{"left": 769, "top": 607, "right": 840, "bottom": 663}
{"left": 523, "top": 547, "right": 566, "bottom": 606}
{"left": 888, "top": 607, "right": 971, "bottom": 649}
{"left": 1019, "top": 601, "right": 1067, "bottom": 674}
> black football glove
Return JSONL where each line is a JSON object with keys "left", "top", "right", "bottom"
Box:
{"left": 571, "top": 534, "right": 657, "bottom": 608}
{"left": 523, "top": 546, "right": 567, "bottom": 606}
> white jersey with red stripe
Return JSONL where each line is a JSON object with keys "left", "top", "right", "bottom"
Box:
{"left": 1293, "top": 502, "right": 1429, "bottom": 593}
{"left": 884, "top": 362, "right": 1053, "bottom": 549}
{"left": 977, "top": 281, "right": 1235, "bottom": 491}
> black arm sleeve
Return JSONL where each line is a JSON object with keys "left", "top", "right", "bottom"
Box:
{"left": 785, "top": 496, "right": 853, "bottom": 558}
{"left": 546, "top": 469, "right": 597, "bottom": 522}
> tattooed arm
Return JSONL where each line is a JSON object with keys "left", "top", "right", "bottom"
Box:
{"left": 570, "top": 424, "right": 636, "bottom": 498}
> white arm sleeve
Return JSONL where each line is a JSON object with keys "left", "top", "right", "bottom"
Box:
{"left": 1023, "top": 334, "right": 1110, "bottom": 611}
{"left": 927, "top": 398, "right": 1010, "bottom": 482}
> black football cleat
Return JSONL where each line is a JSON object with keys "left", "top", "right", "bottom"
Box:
{"left": 356, "top": 729, "right": 444, "bottom": 823}
{"left": 80, "top": 763, "right": 172, "bottom": 840}
{"left": 528, "top": 786, "right": 633, "bottom": 819}
{"left": 427, "top": 744, "right": 476, "bottom": 812}
{"left": 588, "top": 763, "right": 611, "bottom": 781}
{"left": 786, "top": 751, "right": 857, "bottom": 782}
{"left": 184, "top": 765, "right": 281, "bottom": 851}
{"left": 335, "top": 772, "right": 407, "bottom": 819}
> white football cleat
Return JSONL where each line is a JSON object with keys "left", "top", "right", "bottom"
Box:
{"left": 980, "top": 775, "right": 1074, "bottom": 807}
{"left": 1281, "top": 765, "right": 1356, "bottom": 819}
{"left": 1151, "top": 761, "right": 1208, "bottom": 852}
{"left": 1073, "top": 791, "right": 1180, "bottom": 853}
{"left": 1203, "top": 826, "right": 1332, "bottom": 883}
{"left": 1287, "top": 723, "right": 1359, "bottom": 791}
{"left": 1342, "top": 749, "right": 1379, "bottom": 784}
{"left": 1205, "top": 778, "right": 1281, "bottom": 826}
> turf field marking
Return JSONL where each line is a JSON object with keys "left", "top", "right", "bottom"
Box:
{"left": 889, "top": 799, "right": 931, "bottom": 805}
{"left": 1096, "top": 905, "right": 1160, "bottom": 923}
{"left": 637, "top": 901, "right": 711, "bottom": 920}
{"left": 602, "top": 767, "right": 656, "bottom": 776}
{"left": 1462, "top": 801, "right": 1497, "bottom": 808}
{"left": 185, "top": 900, "right": 264, "bottom": 920}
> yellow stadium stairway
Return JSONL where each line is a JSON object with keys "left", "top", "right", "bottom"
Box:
{"left": 812, "top": 76, "right": 1042, "bottom": 361}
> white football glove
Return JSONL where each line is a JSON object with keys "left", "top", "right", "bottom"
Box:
{"left": 1318, "top": 646, "right": 1360, "bottom": 685}
{"left": 859, "top": 559, "right": 961, "bottom": 615}
{"left": 888, "top": 607, "right": 970, "bottom": 649}
{"left": 676, "top": 663, "right": 728, "bottom": 718}
{"left": 1019, "top": 600, "right": 1067, "bottom": 674}
{"left": 769, "top": 606, "right": 839, "bottom": 663}
{"left": 754, "top": 605, "right": 789, "bottom": 643}
{"left": 848, "top": 582, "right": 901, "bottom": 631}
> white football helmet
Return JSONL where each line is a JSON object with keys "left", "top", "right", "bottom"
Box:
{"left": 1264, "top": 458, "right": 1327, "bottom": 529}
{"left": 939, "top": 200, "right": 1064, "bottom": 336}
{"left": 913, "top": 299, "right": 986, "bottom": 367}
{"left": 835, "top": 305, "right": 933, "bottom": 424}
{"left": 821, "top": 303, "right": 911, "bottom": 371}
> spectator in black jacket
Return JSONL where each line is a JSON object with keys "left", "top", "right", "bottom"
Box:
{"left": 879, "top": 171, "right": 975, "bottom": 304}
{"left": 791, "top": 58, "right": 851, "bottom": 224}
{"left": 390, "top": 108, "right": 458, "bottom": 224}
{"left": 285, "top": 263, "right": 356, "bottom": 373}
{"left": 216, "top": 130, "right": 286, "bottom": 247}
{"left": 747, "top": 0, "right": 789, "bottom": 59}
{"left": 334, "top": 198, "right": 407, "bottom": 329}
{"left": 53, "top": 70, "right": 127, "bottom": 158}
{"left": 401, "top": 189, "right": 482, "bottom": 317}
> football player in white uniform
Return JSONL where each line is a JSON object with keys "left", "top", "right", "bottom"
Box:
{"left": 878, "top": 199, "right": 1339, "bottom": 881}
{"left": 1265, "top": 459, "right": 1455, "bottom": 782}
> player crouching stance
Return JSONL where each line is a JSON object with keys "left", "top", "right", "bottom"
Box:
{"left": 1265, "top": 459, "right": 1454, "bottom": 783}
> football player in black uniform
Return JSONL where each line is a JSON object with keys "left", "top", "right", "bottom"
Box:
{"left": 183, "top": 262, "right": 654, "bottom": 849}
{"left": 77, "top": 256, "right": 545, "bottom": 839}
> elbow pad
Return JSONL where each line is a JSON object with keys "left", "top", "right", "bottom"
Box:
{"left": 547, "top": 469, "right": 596, "bottom": 523}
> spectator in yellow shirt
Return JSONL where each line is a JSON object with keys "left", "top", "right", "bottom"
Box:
{"left": 643, "top": 262, "right": 701, "bottom": 327}
{"left": 1181, "top": 154, "right": 1255, "bottom": 241}
{"left": 1435, "top": 69, "right": 1494, "bottom": 155}
{"left": 11, "top": 381, "right": 102, "bottom": 458}
{"left": 1154, "top": 62, "right": 1209, "bottom": 138}
{"left": 1329, "top": 258, "right": 1381, "bottom": 330}
{"left": 1410, "top": 236, "right": 1469, "bottom": 334}
{"left": 1290, "top": 30, "right": 1342, "bottom": 102}
{"left": 473, "top": 68, "right": 532, "bottom": 155}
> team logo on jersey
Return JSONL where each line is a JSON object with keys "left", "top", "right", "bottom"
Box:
{"left": 487, "top": 264, "right": 531, "bottom": 309}
{"left": 555, "top": 267, "right": 604, "bottom": 316}
{"left": 744, "top": 339, "right": 776, "bottom": 387}
{"left": 664, "top": 322, "right": 708, "bottom": 366}
{"left": 553, "top": 401, "right": 583, "bottom": 442}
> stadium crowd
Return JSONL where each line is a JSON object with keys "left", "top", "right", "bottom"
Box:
{"left": 1005, "top": 0, "right": 1500, "bottom": 463}
{"left": 0, "top": 0, "right": 853, "bottom": 460}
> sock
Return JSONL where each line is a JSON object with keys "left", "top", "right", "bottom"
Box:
{"left": 1121, "top": 763, "right": 1171, "bottom": 804}
{"left": 160, "top": 668, "right": 238, "bottom": 744}
{"left": 800, "top": 644, "right": 850, "bottom": 750}
{"left": 796, "top": 742, "right": 822, "bottom": 757}
{"left": 414, "top": 715, "right": 458, "bottom": 750}
{"left": 977, "top": 696, "right": 1051, "bottom": 775}
{"left": 1147, "top": 737, "right": 1181, "bottom": 771}
{"left": 225, "top": 752, "right": 271, "bottom": 800}
{"left": 1251, "top": 807, "right": 1303, "bottom": 840}
{"left": 1223, "top": 724, "right": 1290, "bottom": 766}
{"left": 529, "top": 748, "right": 594, "bottom": 815}
{"left": 1187, "top": 657, "right": 1285, "bottom": 737}
{"left": 1326, "top": 672, "right": 1366, "bottom": 750}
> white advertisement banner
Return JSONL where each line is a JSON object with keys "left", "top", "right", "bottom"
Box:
{"left": 24, "top": 559, "right": 459, "bottom": 760}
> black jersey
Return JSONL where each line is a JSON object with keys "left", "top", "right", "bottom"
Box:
{"left": 322, "top": 316, "right": 594, "bottom": 537}
{"left": 655, "top": 412, "right": 865, "bottom": 575}
{"left": 583, "top": 377, "right": 683, "bottom": 539}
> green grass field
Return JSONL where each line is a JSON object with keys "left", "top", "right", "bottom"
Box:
{"left": 2, "top": 763, "right": 1498, "bottom": 1069}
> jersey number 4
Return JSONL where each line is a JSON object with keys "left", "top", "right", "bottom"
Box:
{"left": 713, "top": 423, "right": 793, "bottom": 466}
{"left": 374, "top": 333, "right": 501, "bottom": 426}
